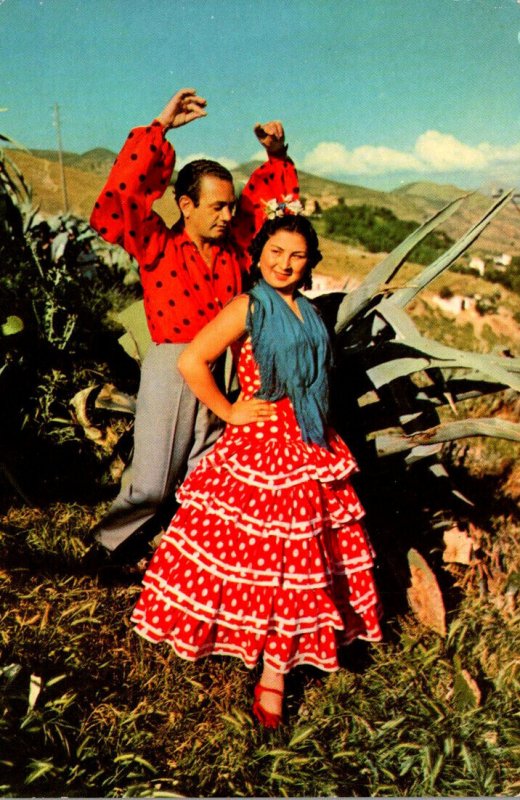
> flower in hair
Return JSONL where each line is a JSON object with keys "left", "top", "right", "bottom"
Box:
{"left": 263, "top": 194, "right": 304, "bottom": 220}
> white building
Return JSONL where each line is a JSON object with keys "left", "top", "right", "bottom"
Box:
{"left": 468, "top": 256, "right": 485, "bottom": 276}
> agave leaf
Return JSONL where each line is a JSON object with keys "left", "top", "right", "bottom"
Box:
{"left": 415, "top": 376, "right": 507, "bottom": 405}
{"left": 335, "top": 194, "right": 468, "bottom": 333}
{"left": 404, "top": 443, "right": 444, "bottom": 464}
{"left": 365, "top": 301, "right": 520, "bottom": 391}
{"left": 116, "top": 300, "right": 152, "bottom": 362}
{"left": 354, "top": 377, "right": 508, "bottom": 432}
{"left": 407, "top": 548, "right": 446, "bottom": 635}
{"left": 94, "top": 383, "right": 136, "bottom": 415}
{"left": 368, "top": 355, "right": 520, "bottom": 393}
{"left": 375, "top": 417, "right": 520, "bottom": 458}
{"left": 1, "top": 150, "right": 33, "bottom": 201}
{"left": 0, "top": 133, "right": 30, "bottom": 151}
{"left": 392, "top": 189, "right": 515, "bottom": 307}
{"left": 23, "top": 205, "right": 44, "bottom": 234}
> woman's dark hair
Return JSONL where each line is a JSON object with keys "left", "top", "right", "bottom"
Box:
{"left": 175, "top": 159, "right": 233, "bottom": 206}
{"left": 247, "top": 214, "right": 322, "bottom": 290}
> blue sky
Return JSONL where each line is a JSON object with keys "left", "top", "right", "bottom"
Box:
{"left": 2, "top": 0, "right": 520, "bottom": 190}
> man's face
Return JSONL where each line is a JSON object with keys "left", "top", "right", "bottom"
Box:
{"left": 183, "top": 176, "right": 236, "bottom": 242}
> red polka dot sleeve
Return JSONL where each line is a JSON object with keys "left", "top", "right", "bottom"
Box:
{"left": 90, "top": 120, "right": 173, "bottom": 266}
{"left": 232, "top": 152, "right": 300, "bottom": 254}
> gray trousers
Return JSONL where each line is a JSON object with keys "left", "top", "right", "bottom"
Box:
{"left": 95, "top": 343, "right": 224, "bottom": 552}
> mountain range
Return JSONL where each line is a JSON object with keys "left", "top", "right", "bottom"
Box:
{"left": 6, "top": 146, "right": 520, "bottom": 256}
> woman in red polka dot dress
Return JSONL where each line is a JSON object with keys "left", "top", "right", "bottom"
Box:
{"left": 132, "top": 211, "right": 382, "bottom": 728}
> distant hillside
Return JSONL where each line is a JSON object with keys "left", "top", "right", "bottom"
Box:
{"left": 234, "top": 165, "right": 519, "bottom": 255}
{"left": 5, "top": 147, "right": 520, "bottom": 256}
{"left": 393, "top": 180, "right": 465, "bottom": 203}
{"left": 27, "top": 147, "right": 117, "bottom": 175}
{"left": 5, "top": 149, "right": 107, "bottom": 219}
{"left": 388, "top": 182, "right": 520, "bottom": 256}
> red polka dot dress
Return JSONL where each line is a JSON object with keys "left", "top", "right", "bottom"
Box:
{"left": 132, "top": 338, "right": 382, "bottom": 673}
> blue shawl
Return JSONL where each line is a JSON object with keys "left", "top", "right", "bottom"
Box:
{"left": 246, "top": 279, "right": 332, "bottom": 448}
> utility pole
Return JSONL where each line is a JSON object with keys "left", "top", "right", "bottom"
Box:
{"left": 53, "top": 102, "right": 69, "bottom": 213}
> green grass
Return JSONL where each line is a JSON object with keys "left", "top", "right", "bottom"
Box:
{"left": 0, "top": 490, "right": 518, "bottom": 797}
{"left": 411, "top": 302, "right": 482, "bottom": 352}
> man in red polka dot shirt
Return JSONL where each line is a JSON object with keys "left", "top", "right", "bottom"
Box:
{"left": 89, "top": 88, "right": 299, "bottom": 564}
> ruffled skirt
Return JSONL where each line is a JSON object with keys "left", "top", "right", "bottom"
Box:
{"left": 132, "top": 395, "right": 382, "bottom": 673}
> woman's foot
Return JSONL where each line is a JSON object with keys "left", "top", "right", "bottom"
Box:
{"left": 252, "top": 685, "right": 283, "bottom": 728}
{"left": 252, "top": 667, "right": 284, "bottom": 729}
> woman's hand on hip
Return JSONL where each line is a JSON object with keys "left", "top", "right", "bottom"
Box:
{"left": 227, "top": 397, "right": 278, "bottom": 426}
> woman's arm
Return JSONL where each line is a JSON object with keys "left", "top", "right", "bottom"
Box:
{"left": 177, "top": 295, "right": 277, "bottom": 425}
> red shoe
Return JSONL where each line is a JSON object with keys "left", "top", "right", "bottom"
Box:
{"left": 252, "top": 683, "right": 283, "bottom": 729}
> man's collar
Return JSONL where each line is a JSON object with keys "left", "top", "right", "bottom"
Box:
{"left": 175, "top": 224, "right": 228, "bottom": 254}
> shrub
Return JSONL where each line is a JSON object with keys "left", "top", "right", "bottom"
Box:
{"left": 321, "top": 203, "right": 454, "bottom": 264}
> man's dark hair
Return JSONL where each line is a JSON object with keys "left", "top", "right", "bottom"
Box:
{"left": 174, "top": 159, "right": 233, "bottom": 206}
{"left": 248, "top": 214, "right": 323, "bottom": 290}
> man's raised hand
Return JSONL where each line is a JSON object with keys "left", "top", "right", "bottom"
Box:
{"left": 156, "top": 88, "right": 207, "bottom": 131}
{"left": 254, "top": 121, "right": 286, "bottom": 156}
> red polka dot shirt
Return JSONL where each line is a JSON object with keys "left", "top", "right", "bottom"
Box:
{"left": 90, "top": 120, "right": 299, "bottom": 343}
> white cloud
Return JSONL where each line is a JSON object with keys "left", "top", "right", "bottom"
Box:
{"left": 303, "top": 141, "right": 421, "bottom": 176}
{"left": 175, "top": 152, "right": 239, "bottom": 171}
{"left": 478, "top": 141, "right": 520, "bottom": 163}
{"left": 414, "top": 130, "right": 487, "bottom": 171}
{"left": 301, "top": 131, "right": 520, "bottom": 179}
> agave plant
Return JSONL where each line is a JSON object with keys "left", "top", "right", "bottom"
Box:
{"left": 325, "top": 190, "right": 519, "bottom": 459}
{"left": 309, "top": 190, "right": 519, "bottom": 630}
{"left": 0, "top": 136, "right": 139, "bottom": 500}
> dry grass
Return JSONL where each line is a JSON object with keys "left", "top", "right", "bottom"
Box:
{"left": 0, "top": 462, "right": 518, "bottom": 798}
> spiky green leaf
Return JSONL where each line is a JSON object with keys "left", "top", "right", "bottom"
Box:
{"left": 375, "top": 417, "right": 520, "bottom": 458}
{"left": 335, "top": 193, "right": 468, "bottom": 332}
{"left": 364, "top": 300, "right": 520, "bottom": 391}
{"left": 392, "top": 190, "right": 515, "bottom": 307}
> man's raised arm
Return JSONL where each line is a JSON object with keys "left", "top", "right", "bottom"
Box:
{"left": 90, "top": 88, "right": 207, "bottom": 265}
{"left": 232, "top": 119, "right": 300, "bottom": 254}
{"left": 155, "top": 87, "right": 207, "bottom": 131}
